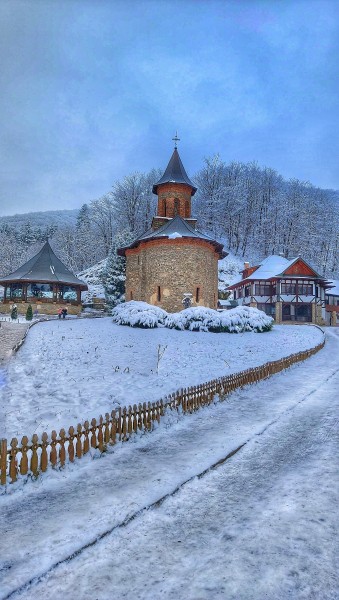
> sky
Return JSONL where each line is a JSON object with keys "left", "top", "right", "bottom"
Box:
{"left": 0, "top": 0, "right": 338, "bottom": 217}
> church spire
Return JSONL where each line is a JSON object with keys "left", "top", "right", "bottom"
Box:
{"left": 152, "top": 144, "right": 197, "bottom": 196}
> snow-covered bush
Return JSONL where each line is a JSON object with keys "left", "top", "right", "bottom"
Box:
{"left": 219, "top": 306, "right": 273, "bottom": 333}
{"left": 113, "top": 302, "right": 273, "bottom": 333}
{"left": 165, "top": 307, "right": 223, "bottom": 332}
{"left": 166, "top": 306, "right": 273, "bottom": 333}
{"left": 111, "top": 301, "right": 168, "bottom": 328}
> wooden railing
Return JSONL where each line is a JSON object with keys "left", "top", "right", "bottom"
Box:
{"left": 0, "top": 339, "right": 325, "bottom": 486}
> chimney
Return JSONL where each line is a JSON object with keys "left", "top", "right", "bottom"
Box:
{"left": 244, "top": 262, "right": 250, "bottom": 269}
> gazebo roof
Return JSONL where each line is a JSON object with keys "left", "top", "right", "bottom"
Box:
{"left": 152, "top": 148, "right": 197, "bottom": 196}
{"left": 0, "top": 241, "right": 88, "bottom": 290}
{"left": 118, "top": 215, "right": 226, "bottom": 259}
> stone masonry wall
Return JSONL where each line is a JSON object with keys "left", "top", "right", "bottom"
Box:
{"left": 157, "top": 183, "right": 192, "bottom": 219}
{"left": 126, "top": 239, "right": 219, "bottom": 312}
{"left": 0, "top": 301, "right": 82, "bottom": 316}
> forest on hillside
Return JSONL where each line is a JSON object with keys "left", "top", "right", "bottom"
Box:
{"left": 0, "top": 158, "right": 338, "bottom": 288}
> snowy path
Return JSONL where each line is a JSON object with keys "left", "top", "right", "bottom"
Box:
{"left": 0, "top": 322, "right": 28, "bottom": 364}
{"left": 0, "top": 330, "right": 338, "bottom": 599}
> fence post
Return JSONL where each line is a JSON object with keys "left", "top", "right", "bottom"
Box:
{"left": 0, "top": 438, "right": 7, "bottom": 485}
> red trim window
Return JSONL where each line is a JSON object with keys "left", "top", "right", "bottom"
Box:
{"left": 297, "top": 283, "right": 313, "bottom": 295}
{"left": 281, "top": 281, "right": 296, "bottom": 294}
{"left": 255, "top": 284, "right": 272, "bottom": 295}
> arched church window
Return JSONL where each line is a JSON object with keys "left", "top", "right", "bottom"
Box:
{"left": 164, "top": 200, "right": 167, "bottom": 217}
{"left": 185, "top": 199, "right": 190, "bottom": 217}
{"left": 174, "top": 198, "right": 179, "bottom": 216}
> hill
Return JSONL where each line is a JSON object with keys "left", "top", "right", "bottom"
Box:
{"left": 0, "top": 208, "right": 79, "bottom": 229}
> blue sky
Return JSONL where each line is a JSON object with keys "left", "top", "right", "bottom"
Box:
{"left": 0, "top": 0, "right": 338, "bottom": 216}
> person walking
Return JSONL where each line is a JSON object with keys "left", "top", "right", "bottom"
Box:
{"left": 57, "top": 307, "right": 63, "bottom": 319}
{"left": 62, "top": 307, "right": 68, "bottom": 319}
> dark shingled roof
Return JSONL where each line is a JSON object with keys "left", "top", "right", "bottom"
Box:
{"left": 0, "top": 241, "right": 88, "bottom": 289}
{"left": 118, "top": 215, "right": 226, "bottom": 259}
{"left": 152, "top": 148, "right": 197, "bottom": 196}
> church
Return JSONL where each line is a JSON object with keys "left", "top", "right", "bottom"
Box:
{"left": 118, "top": 139, "right": 226, "bottom": 312}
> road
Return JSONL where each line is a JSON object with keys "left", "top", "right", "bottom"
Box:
{"left": 0, "top": 329, "right": 338, "bottom": 600}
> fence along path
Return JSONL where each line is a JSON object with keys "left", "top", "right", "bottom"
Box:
{"left": 0, "top": 339, "right": 325, "bottom": 486}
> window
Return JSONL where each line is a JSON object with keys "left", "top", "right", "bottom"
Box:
{"left": 27, "top": 283, "right": 53, "bottom": 299}
{"left": 297, "top": 284, "right": 313, "bottom": 295}
{"left": 11, "top": 284, "right": 23, "bottom": 298}
{"left": 295, "top": 304, "right": 312, "bottom": 322}
{"left": 281, "top": 282, "right": 296, "bottom": 295}
{"left": 196, "top": 287, "right": 200, "bottom": 302}
{"left": 157, "top": 286, "right": 161, "bottom": 302}
{"left": 257, "top": 303, "right": 276, "bottom": 317}
{"left": 245, "top": 286, "right": 250, "bottom": 297}
{"left": 282, "top": 304, "right": 291, "bottom": 320}
{"left": 185, "top": 199, "right": 190, "bottom": 217}
{"left": 255, "top": 284, "right": 272, "bottom": 296}
{"left": 174, "top": 199, "right": 179, "bottom": 216}
{"left": 130, "top": 291, "right": 133, "bottom": 300}
{"left": 58, "top": 285, "right": 77, "bottom": 301}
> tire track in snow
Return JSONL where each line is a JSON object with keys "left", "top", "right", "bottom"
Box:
{"left": 4, "top": 356, "right": 339, "bottom": 600}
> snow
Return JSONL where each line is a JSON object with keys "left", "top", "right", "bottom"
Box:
{"left": 112, "top": 300, "right": 168, "bottom": 328}
{"left": 112, "top": 301, "right": 273, "bottom": 332}
{"left": 78, "top": 259, "right": 106, "bottom": 302}
{"left": 168, "top": 231, "right": 182, "bottom": 239}
{"left": 0, "top": 317, "right": 323, "bottom": 440}
{"left": 245, "top": 255, "right": 296, "bottom": 280}
{"left": 0, "top": 329, "right": 337, "bottom": 600}
{"left": 218, "top": 252, "right": 244, "bottom": 291}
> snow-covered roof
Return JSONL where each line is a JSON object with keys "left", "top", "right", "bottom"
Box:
{"left": 326, "top": 280, "right": 339, "bottom": 296}
{"left": 0, "top": 241, "right": 88, "bottom": 289}
{"left": 118, "top": 215, "right": 226, "bottom": 259}
{"left": 227, "top": 255, "right": 326, "bottom": 289}
{"left": 246, "top": 255, "right": 297, "bottom": 280}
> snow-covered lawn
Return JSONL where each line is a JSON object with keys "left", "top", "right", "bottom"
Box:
{"left": 0, "top": 330, "right": 337, "bottom": 600}
{"left": 0, "top": 318, "right": 323, "bottom": 439}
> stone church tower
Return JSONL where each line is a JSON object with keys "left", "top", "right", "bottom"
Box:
{"left": 118, "top": 142, "right": 226, "bottom": 312}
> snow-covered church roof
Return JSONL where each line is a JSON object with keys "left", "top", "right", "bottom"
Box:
{"left": 118, "top": 215, "right": 226, "bottom": 259}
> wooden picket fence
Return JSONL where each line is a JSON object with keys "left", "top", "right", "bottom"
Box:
{"left": 0, "top": 338, "right": 325, "bottom": 486}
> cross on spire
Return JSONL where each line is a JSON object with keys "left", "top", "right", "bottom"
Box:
{"left": 172, "top": 131, "right": 180, "bottom": 149}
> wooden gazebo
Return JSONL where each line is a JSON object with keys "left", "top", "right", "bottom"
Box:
{"left": 0, "top": 241, "right": 88, "bottom": 315}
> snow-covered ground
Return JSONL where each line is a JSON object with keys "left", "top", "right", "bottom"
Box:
{"left": 0, "top": 329, "right": 337, "bottom": 600}
{"left": 0, "top": 318, "right": 323, "bottom": 439}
